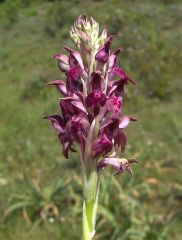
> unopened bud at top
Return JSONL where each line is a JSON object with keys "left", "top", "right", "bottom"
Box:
{"left": 95, "top": 28, "right": 107, "bottom": 50}
{"left": 70, "top": 14, "right": 106, "bottom": 53}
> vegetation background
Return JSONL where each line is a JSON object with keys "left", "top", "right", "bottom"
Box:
{"left": 0, "top": 0, "right": 181, "bottom": 239}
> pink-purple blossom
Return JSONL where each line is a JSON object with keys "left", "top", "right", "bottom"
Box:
{"left": 45, "top": 14, "right": 138, "bottom": 175}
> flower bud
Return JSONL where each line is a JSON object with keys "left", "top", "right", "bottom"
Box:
{"left": 95, "top": 29, "right": 107, "bottom": 49}
{"left": 70, "top": 15, "right": 107, "bottom": 53}
{"left": 70, "top": 27, "right": 81, "bottom": 48}
{"left": 90, "top": 16, "right": 99, "bottom": 39}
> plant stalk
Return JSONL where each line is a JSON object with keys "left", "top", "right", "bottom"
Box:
{"left": 82, "top": 168, "right": 100, "bottom": 240}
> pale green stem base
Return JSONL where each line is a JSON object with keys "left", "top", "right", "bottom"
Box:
{"left": 82, "top": 170, "right": 100, "bottom": 240}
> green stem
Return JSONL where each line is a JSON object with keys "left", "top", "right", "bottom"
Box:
{"left": 82, "top": 170, "right": 100, "bottom": 240}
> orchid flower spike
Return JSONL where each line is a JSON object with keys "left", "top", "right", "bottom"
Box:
{"left": 45, "top": 14, "right": 139, "bottom": 240}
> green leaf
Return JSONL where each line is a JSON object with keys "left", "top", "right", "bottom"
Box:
{"left": 82, "top": 201, "right": 92, "bottom": 240}
{"left": 4, "top": 201, "right": 33, "bottom": 217}
{"left": 98, "top": 205, "right": 118, "bottom": 228}
{"left": 87, "top": 170, "right": 98, "bottom": 202}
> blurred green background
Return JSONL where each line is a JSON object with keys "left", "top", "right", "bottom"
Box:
{"left": 0, "top": 0, "right": 182, "bottom": 239}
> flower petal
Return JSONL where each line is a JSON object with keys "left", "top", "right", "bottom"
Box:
{"left": 107, "top": 79, "right": 125, "bottom": 97}
{"left": 65, "top": 115, "right": 90, "bottom": 143}
{"left": 97, "top": 157, "right": 139, "bottom": 175}
{"left": 62, "top": 142, "right": 72, "bottom": 159}
{"left": 71, "top": 100, "right": 88, "bottom": 114}
{"left": 100, "top": 118, "right": 119, "bottom": 138}
{"left": 119, "top": 116, "right": 137, "bottom": 129}
{"left": 108, "top": 48, "right": 121, "bottom": 71}
{"left": 85, "top": 90, "right": 106, "bottom": 108}
{"left": 46, "top": 80, "right": 67, "bottom": 96}
{"left": 97, "top": 157, "right": 121, "bottom": 171}
{"left": 64, "top": 46, "right": 84, "bottom": 69}
{"left": 90, "top": 72, "right": 104, "bottom": 92}
{"left": 66, "top": 66, "right": 82, "bottom": 92}
{"left": 106, "top": 95, "right": 123, "bottom": 118}
{"left": 92, "top": 134, "right": 112, "bottom": 158}
{"left": 52, "top": 53, "right": 70, "bottom": 72}
{"left": 44, "top": 115, "right": 65, "bottom": 133}
{"left": 95, "top": 35, "right": 114, "bottom": 63}
{"left": 114, "top": 129, "right": 127, "bottom": 153}
{"left": 111, "top": 67, "right": 136, "bottom": 84}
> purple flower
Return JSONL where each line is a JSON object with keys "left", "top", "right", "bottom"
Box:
{"left": 44, "top": 115, "right": 66, "bottom": 133}
{"left": 106, "top": 95, "right": 123, "bottom": 118}
{"left": 90, "top": 72, "right": 104, "bottom": 92}
{"left": 97, "top": 157, "right": 139, "bottom": 175}
{"left": 66, "top": 66, "right": 83, "bottom": 92}
{"left": 43, "top": 115, "right": 73, "bottom": 158}
{"left": 45, "top": 15, "right": 138, "bottom": 175}
{"left": 85, "top": 72, "right": 106, "bottom": 115}
{"left": 92, "top": 133, "right": 112, "bottom": 159}
{"left": 65, "top": 115, "right": 90, "bottom": 144}
{"left": 86, "top": 91, "right": 106, "bottom": 107}
{"left": 46, "top": 80, "right": 67, "bottom": 96}
{"left": 109, "top": 67, "right": 135, "bottom": 85}
{"left": 100, "top": 116, "right": 136, "bottom": 155}
{"left": 95, "top": 36, "right": 114, "bottom": 63}
{"left": 53, "top": 53, "right": 70, "bottom": 73}
{"left": 114, "top": 129, "right": 127, "bottom": 153}
{"left": 64, "top": 47, "right": 85, "bottom": 70}
{"left": 107, "top": 79, "right": 125, "bottom": 97}
{"left": 119, "top": 115, "right": 137, "bottom": 128}
{"left": 108, "top": 48, "right": 121, "bottom": 71}
{"left": 60, "top": 97, "right": 87, "bottom": 119}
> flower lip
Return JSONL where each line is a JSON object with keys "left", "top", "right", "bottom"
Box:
{"left": 85, "top": 90, "right": 106, "bottom": 108}
{"left": 106, "top": 95, "right": 123, "bottom": 118}
{"left": 65, "top": 115, "right": 90, "bottom": 143}
{"left": 90, "top": 72, "right": 104, "bottom": 92}
{"left": 114, "top": 129, "right": 127, "bottom": 153}
{"left": 92, "top": 133, "right": 112, "bottom": 158}
{"left": 60, "top": 140, "right": 73, "bottom": 159}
